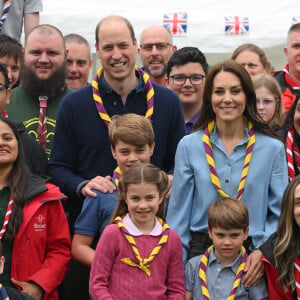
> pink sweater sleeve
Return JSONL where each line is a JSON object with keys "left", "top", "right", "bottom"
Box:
{"left": 89, "top": 225, "right": 117, "bottom": 300}
{"left": 166, "top": 230, "right": 185, "bottom": 299}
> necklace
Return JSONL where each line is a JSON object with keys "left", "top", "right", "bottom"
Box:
{"left": 202, "top": 119, "right": 255, "bottom": 200}
{"left": 114, "top": 216, "right": 169, "bottom": 276}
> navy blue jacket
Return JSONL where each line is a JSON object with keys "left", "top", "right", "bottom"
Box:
{"left": 48, "top": 78, "right": 185, "bottom": 229}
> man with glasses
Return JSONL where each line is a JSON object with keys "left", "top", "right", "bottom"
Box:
{"left": 167, "top": 47, "right": 209, "bottom": 134}
{"left": 139, "top": 25, "right": 176, "bottom": 86}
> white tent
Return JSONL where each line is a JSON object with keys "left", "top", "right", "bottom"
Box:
{"left": 40, "top": 0, "right": 300, "bottom": 71}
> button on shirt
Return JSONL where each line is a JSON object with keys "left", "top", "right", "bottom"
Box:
{"left": 184, "top": 250, "right": 268, "bottom": 299}
{"left": 167, "top": 124, "right": 288, "bottom": 263}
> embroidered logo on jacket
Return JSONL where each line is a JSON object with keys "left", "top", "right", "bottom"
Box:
{"left": 34, "top": 214, "right": 46, "bottom": 232}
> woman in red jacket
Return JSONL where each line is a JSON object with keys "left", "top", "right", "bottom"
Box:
{"left": 0, "top": 116, "right": 71, "bottom": 300}
{"left": 260, "top": 176, "right": 300, "bottom": 300}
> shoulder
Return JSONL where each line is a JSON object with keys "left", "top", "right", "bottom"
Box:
{"left": 61, "top": 85, "right": 93, "bottom": 105}
{"left": 255, "top": 132, "right": 285, "bottom": 150}
{"left": 84, "top": 189, "right": 118, "bottom": 209}
{"left": 10, "top": 86, "right": 26, "bottom": 101}
{"left": 101, "top": 223, "right": 120, "bottom": 238}
{"left": 178, "top": 131, "right": 204, "bottom": 149}
{"left": 185, "top": 255, "right": 201, "bottom": 271}
{"left": 152, "top": 82, "right": 180, "bottom": 103}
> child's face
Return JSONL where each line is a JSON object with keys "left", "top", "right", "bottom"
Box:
{"left": 255, "top": 86, "right": 277, "bottom": 124}
{"left": 125, "top": 182, "right": 163, "bottom": 233}
{"left": 111, "top": 141, "right": 154, "bottom": 173}
{"left": 294, "top": 184, "right": 300, "bottom": 227}
{"left": 208, "top": 226, "right": 249, "bottom": 266}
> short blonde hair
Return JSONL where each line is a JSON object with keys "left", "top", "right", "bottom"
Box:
{"left": 109, "top": 114, "right": 154, "bottom": 149}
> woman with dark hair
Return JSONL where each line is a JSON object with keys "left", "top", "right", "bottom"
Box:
{"left": 278, "top": 96, "right": 300, "bottom": 180}
{"left": 0, "top": 116, "right": 71, "bottom": 300}
{"left": 167, "top": 60, "right": 288, "bottom": 285}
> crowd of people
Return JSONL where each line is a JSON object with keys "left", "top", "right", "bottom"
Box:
{"left": 0, "top": 5, "right": 300, "bottom": 300}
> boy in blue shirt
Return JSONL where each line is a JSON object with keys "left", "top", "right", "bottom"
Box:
{"left": 71, "top": 113, "right": 155, "bottom": 266}
{"left": 185, "top": 198, "right": 268, "bottom": 300}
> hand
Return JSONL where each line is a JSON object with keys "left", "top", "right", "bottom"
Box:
{"left": 166, "top": 174, "right": 173, "bottom": 198}
{"left": 11, "top": 278, "right": 43, "bottom": 300}
{"left": 242, "top": 249, "right": 264, "bottom": 287}
{"left": 81, "top": 175, "right": 116, "bottom": 197}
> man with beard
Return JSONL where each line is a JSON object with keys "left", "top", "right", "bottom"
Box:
{"left": 139, "top": 25, "right": 177, "bottom": 86}
{"left": 6, "top": 24, "right": 71, "bottom": 157}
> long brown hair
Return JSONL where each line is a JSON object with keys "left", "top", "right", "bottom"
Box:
{"left": 273, "top": 176, "right": 300, "bottom": 292}
{"left": 0, "top": 117, "right": 29, "bottom": 240}
{"left": 252, "top": 73, "right": 285, "bottom": 129}
{"left": 194, "top": 60, "right": 280, "bottom": 140}
{"left": 111, "top": 162, "right": 169, "bottom": 222}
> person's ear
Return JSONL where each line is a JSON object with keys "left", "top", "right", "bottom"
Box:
{"left": 208, "top": 226, "right": 213, "bottom": 239}
{"left": 111, "top": 145, "right": 117, "bottom": 159}
{"left": 243, "top": 226, "right": 249, "bottom": 240}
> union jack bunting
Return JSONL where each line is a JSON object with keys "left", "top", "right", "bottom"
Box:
{"left": 225, "top": 16, "right": 249, "bottom": 35}
{"left": 163, "top": 12, "right": 187, "bottom": 36}
{"left": 292, "top": 16, "right": 300, "bottom": 25}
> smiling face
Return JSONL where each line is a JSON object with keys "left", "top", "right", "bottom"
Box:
{"left": 66, "top": 42, "right": 92, "bottom": 89}
{"left": 168, "top": 62, "right": 205, "bottom": 109}
{"left": 0, "top": 119, "right": 18, "bottom": 169}
{"left": 24, "top": 29, "right": 66, "bottom": 80}
{"left": 208, "top": 226, "right": 248, "bottom": 266}
{"left": 96, "top": 17, "right": 137, "bottom": 85}
{"left": 211, "top": 71, "right": 246, "bottom": 126}
{"left": 0, "top": 55, "right": 21, "bottom": 88}
{"left": 139, "top": 26, "right": 174, "bottom": 80}
{"left": 125, "top": 182, "right": 164, "bottom": 233}
{"left": 111, "top": 140, "right": 154, "bottom": 174}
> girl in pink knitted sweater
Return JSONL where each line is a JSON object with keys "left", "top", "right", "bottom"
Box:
{"left": 89, "top": 162, "right": 185, "bottom": 300}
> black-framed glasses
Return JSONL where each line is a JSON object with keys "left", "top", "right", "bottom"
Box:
{"left": 140, "top": 42, "right": 172, "bottom": 51}
{"left": 0, "top": 83, "right": 7, "bottom": 91}
{"left": 256, "top": 98, "right": 277, "bottom": 107}
{"left": 169, "top": 74, "right": 205, "bottom": 86}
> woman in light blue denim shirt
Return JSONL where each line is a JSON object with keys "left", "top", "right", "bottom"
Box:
{"left": 167, "top": 60, "right": 288, "bottom": 288}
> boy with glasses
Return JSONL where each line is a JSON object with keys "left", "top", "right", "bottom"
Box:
{"left": 167, "top": 47, "right": 209, "bottom": 134}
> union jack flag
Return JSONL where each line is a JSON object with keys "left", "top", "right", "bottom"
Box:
{"left": 225, "top": 16, "right": 249, "bottom": 35}
{"left": 292, "top": 16, "right": 300, "bottom": 25}
{"left": 163, "top": 12, "right": 187, "bottom": 36}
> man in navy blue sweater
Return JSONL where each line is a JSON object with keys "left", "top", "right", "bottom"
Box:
{"left": 48, "top": 14, "right": 185, "bottom": 231}
{"left": 48, "top": 16, "right": 185, "bottom": 299}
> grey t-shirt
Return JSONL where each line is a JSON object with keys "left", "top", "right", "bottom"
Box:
{"left": 0, "top": 0, "right": 43, "bottom": 41}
